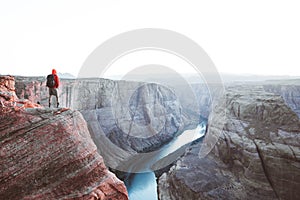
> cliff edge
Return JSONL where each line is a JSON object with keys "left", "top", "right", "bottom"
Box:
{"left": 0, "top": 76, "right": 128, "bottom": 200}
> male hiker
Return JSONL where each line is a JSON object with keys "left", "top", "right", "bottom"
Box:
{"left": 46, "top": 69, "right": 60, "bottom": 108}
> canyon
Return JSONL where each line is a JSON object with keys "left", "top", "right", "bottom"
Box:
{"left": 2, "top": 75, "right": 300, "bottom": 199}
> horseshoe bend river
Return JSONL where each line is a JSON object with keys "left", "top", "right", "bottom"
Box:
{"left": 124, "top": 120, "right": 207, "bottom": 200}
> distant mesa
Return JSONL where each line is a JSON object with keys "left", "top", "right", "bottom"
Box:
{"left": 57, "top": 72, "right": 76, "bottom": 79}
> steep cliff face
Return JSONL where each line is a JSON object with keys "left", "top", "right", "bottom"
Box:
{"left": 14, "top": 77, "right": 187, "bottom": 170}
{"left": 0, "top": 76, "right": 128, "bottom": 200}
{"left": 74, "top": 80, "right": 183, "bottom": 151}
{"left": 158, "top": 85, "right": 300, "bottom": 200}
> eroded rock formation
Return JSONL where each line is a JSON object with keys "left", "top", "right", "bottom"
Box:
{"left": 158, "top": 85, "right": 300, "bottom": 200}
{"left": 0, "top": 76, "right": 128, "bottom": 200}
{"left": 0, "top": 76, "right": 42, "bottom": 110}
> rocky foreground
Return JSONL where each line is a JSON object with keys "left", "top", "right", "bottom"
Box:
{"left": 0, "top": 76, "right": 128, "bottom": 200}
{"left": 158, "top": 85, "right": 300, "bottom": 200}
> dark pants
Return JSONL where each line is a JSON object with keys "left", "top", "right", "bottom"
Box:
{"left": 49, "top": 88, "right": 59, "bottom": 107}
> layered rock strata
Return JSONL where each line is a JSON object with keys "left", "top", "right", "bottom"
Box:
{"left": 0, "top": 76, "right": 128, "bottom": 200}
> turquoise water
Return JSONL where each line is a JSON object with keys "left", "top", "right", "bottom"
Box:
{"left": 127, "top": 172, "right": 158, "bottom": 200}
{"left": 126, "top": 121, "right": 207, "bottom": 200}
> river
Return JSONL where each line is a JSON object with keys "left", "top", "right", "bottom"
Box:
{"left": 125, "top": 121, "right": 207, "bottom": 200}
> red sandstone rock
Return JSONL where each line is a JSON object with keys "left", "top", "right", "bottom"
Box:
{"left": 0, "top": 75, "right": 17, "bottom": 108}
{"left": 0, "top": 76, "right": 128, "bottom": 200}
{"left": 0, "top": 76, "right": 42, "bottom": 111}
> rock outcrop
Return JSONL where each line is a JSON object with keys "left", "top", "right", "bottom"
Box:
{"left": 0, "top": 76, "right": 42, "bottom": 110}
{"left": 158, "top": 85, "right": 300, "bottom": 200}
{"left": 0, "top": 76, "right": 128, "bottom": 200}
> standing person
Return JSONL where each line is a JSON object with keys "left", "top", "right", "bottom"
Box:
{"left": 46, "top": 69, "right": 60, "bottom": 108}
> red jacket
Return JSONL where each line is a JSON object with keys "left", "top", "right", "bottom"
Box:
{"left": 52, "top": 69, "right": 60, "bottom": 88}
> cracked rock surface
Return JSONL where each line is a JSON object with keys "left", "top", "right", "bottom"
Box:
{"left": 158, "top": 85, "right": 300, "bottom": 200}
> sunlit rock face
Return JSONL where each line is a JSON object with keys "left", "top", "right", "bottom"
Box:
{"left": 158, "top": 85, "right": 300, "bottom": 200}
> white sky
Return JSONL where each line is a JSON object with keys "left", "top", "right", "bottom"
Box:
{"left": 0, "top": 0, "right": 300, "bottom": 77}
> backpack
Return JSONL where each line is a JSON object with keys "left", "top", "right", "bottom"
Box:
{"left": 46, "top": 74, "right": 56, "bottom": 88}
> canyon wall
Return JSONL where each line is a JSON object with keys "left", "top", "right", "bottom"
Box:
{"left": 0, "top": 76, "right": 128, "bottom": 199}
{"left": 158, "top": 85, "right": 300, "bottom": 200}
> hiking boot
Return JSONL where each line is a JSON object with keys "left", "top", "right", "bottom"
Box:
{"left": 57, "top": 102, "right": 59, "bottom": 108}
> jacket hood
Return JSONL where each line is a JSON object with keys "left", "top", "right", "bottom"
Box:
{"left": 52, "top": 69, "right": 57, "bottom": 74}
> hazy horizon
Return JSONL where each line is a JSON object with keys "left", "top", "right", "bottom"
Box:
{"left": 1, "top": 1, "right": 300, "bottom": 77}
{"left": 3, "top": 71, "right": 300, "bottom": 84}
